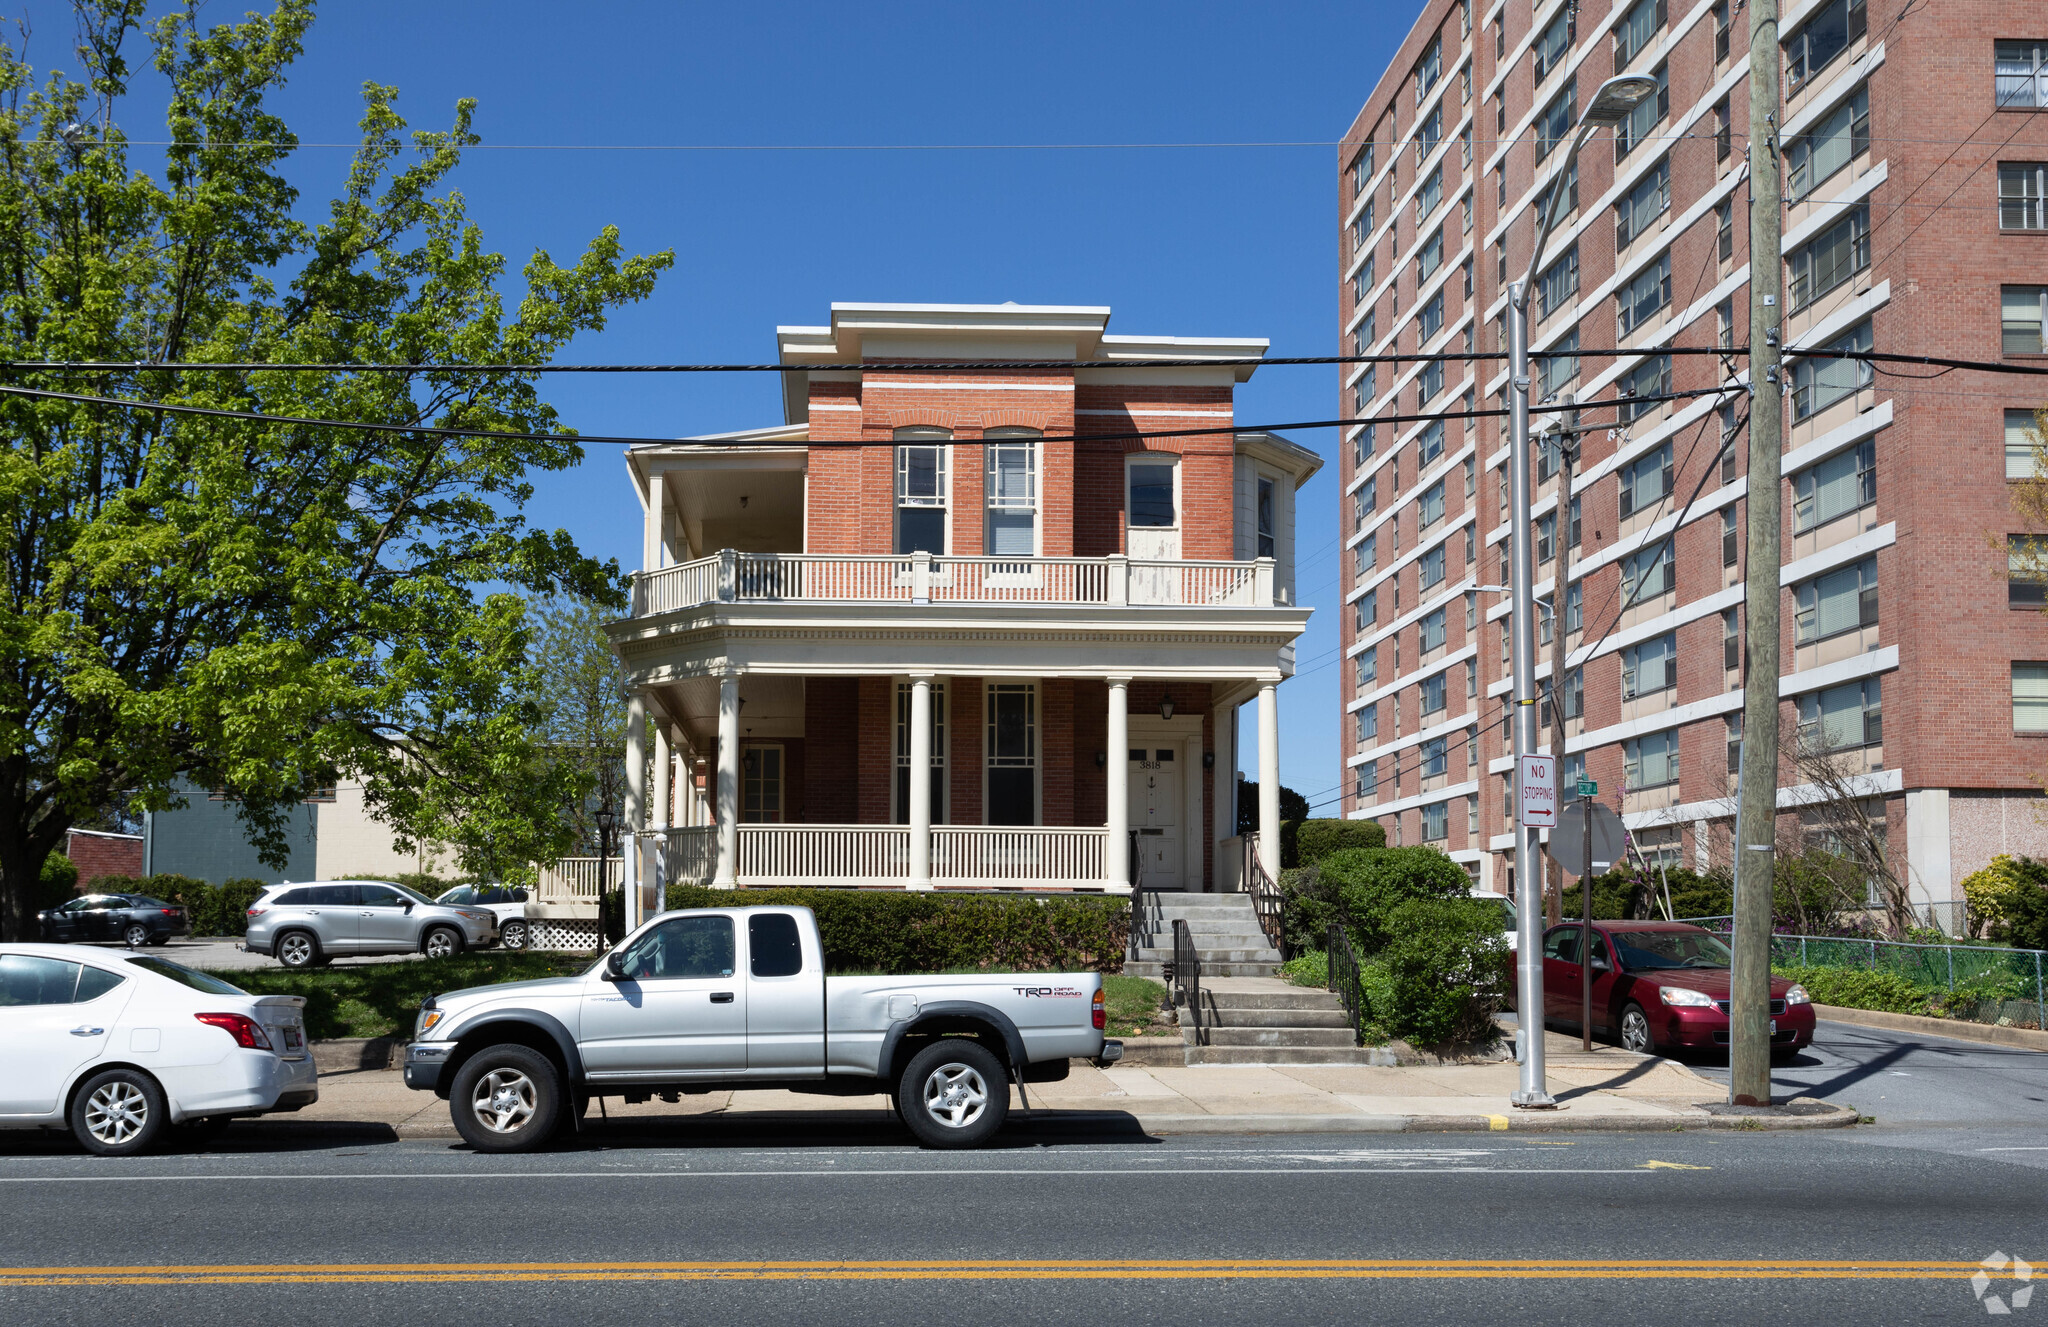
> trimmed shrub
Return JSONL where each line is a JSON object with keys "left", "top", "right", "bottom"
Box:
{"left": 1321, "top": 846, "right": 1472, "bottom": 955}
{"left": 1277, "top": 866, "right": 1342, "bottom": 954}
{"left": 661, "top": 886, "right": 1130, "bottom": 973}
{"left": 1377, "top": 897, "right": 1511, "bottom": 1047}
{"left": 2002, "top": 862, "right": 2048, "bottom": 952}
{"left": 1295, "top": 819, "right": 1386, "bottom": 868}
{"left": 36, "top": 852, "right": 79, "bottom": 911}
{"left": 1962, "top": 855, "right": 2032, "bottom": 938}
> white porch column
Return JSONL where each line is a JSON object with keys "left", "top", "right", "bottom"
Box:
{"left": 1211, "top": 701, "right": 1234, "bottom": 891}
{"left": 649, "top": 723, "right": 672, "bottom": 916}
{"left": 1105, "top": 678, "right": 1130, "bottom": 888}
{"left": 908, "top": 674, "right": 935, "bottom": 891}
{"left": 713, "top": 674, "right": 741, "bottom": 890}
{"left": 1256, "top": 682, "right": 1280, "bottom": 882}
{"left": 624, "top": 692, "right": 647, "bottom": 931}
{"left": 644, "top": 468, "right": 666, "bottom": 572}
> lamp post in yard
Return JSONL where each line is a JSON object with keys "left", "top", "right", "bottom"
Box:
{"left": 1507, "top": 73, "right": 1663, "bottom": 1110}
{"left": 595, "top": 805, "right": 619, "bottom": 947}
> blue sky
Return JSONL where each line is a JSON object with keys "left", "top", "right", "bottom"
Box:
{"left": 38, "top": 0, "right": 1415, "bottom": 806}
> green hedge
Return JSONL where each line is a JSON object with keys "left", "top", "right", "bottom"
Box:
{"left": 83, "top": 874, "right": 268, "bottom": 936}
{"left": 1773, "top": 965, "right": 1933, "bottom": 1017}
{"left": 1377, "top": 897, "right": 1512, "bottom": 1046}
{"left": 1293, "top": 819, "right": 1386, "bottom": 869}
{"left": 662, "top": 885, "right": 1129, "bottom": 973}
{"left": 1321, "top": 846, "right": 1472, "bottom": 954}
{"left": 36, "top": 852, "right": 78, "bottom": 911}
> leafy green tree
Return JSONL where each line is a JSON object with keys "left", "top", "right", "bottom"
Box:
{"left": 1321, "top": 845, "right": 1472, "bottom": 954}
{"left": 0, "top": 2, "right": 671, "bottom": 937}
{"left": 526, "top": 595, "right": 630, "bottom": 856}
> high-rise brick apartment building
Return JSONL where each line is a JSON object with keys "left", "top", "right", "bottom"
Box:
{"left": 1337, "top": 0, "right": 2048, "bottom": 918}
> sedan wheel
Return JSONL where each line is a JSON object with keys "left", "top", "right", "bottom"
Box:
{"left": 70, "top": 1069, "right": 167, "bottom": 1156}
{"left": 500, "top": 920, "right": 529, "bottom": 952}
{"left": 124, "top": 923, "right": 150, "bottom": 948}
{"left": 1619, "top": 1003, "right": 1655, "bottom": 1056}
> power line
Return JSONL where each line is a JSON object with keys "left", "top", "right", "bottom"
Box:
{"left": 0, "top": 382, "right": 1747, "bottom": 450}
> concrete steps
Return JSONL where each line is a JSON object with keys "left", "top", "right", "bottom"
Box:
{"left": 1127, "top": 960, "right": 1281, "bottom": 979}
{"left": 1184, "top": 1044, "right": 1397, "bottom": 1067}
{"left": 1191, "top": 1026, "right": 1359, "bottom": 1048}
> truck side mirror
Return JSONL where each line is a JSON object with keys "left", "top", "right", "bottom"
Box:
{"left": 604, "top": 951, "right": 628, "bottom": 982}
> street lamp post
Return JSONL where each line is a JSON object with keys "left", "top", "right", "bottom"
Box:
{"left": 1506, "top": 74, "right": 1662, "bottom": 1109}
{"left": 594, "top": 805, "right": 619, "bottom": 948}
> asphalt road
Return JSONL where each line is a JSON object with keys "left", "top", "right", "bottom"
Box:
{"left": 2, "top": 1124, "right": 2043, "bottom": 1326}
{"left": 1684, "top": 1018, "right": 2048, "bottom": 1126}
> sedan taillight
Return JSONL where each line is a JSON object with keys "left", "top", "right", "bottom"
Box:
{"left": 195, "top": 1012, "right": 273, "bottom": 1051}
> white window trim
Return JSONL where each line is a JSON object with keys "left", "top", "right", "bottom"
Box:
{"left": 981, "top": 679, "right": 1041, "bottom": 827}
{"left": 1125, "top": 453, "right": 1182, "bottom": 535}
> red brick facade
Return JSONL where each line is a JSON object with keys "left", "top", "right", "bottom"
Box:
{"left": 67, "top": 828, "right": 143, "bottom": 888}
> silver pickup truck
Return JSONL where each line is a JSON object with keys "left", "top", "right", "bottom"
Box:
{"left": 404, "top": 904, "right": 1124, "bottom": 1150}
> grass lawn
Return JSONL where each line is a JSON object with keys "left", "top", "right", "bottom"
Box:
{"left": 203, "top": 952, "right": 595, "bottom": 1040}
{"left": 1103, "top": 974, "right": 1170, "bottom": 1038}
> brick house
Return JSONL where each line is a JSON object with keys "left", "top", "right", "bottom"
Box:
{"left": 606, "top": 302, "right": 1318, "bottom": 911}
{"left": 1337, "top": 0, "right": 2048, "bottom": 918}
{"left": 65, "top": 828, "right": 144, "bottom": 888}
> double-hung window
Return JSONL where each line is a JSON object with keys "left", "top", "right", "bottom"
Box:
{"left": 985, "top": 682, "right": 1037, "bottom": 825}
{"left": 1418, "top": 419, "right": 1445, "bottom": 466}
{"left": 1537, "top": 245, "right": 1580, "bottom": 320}
{"left": 1617, "top": 252, "right": 1672, "bottom": 335}
{"left": 1350, "top": 143, "right": 1374, "bottom": 197}
{"left": 984, "top": 427, "right": 1039, "bottom": 558}
{"left": 1535, "top": 161, "right": 1579, "bottom": 225}
{"left": 1995, "top": 40, "right": 2048, "bottom": 108}
{"left": 1788, "top": 206, "right": 1870, "bottom": 311}
{"left": 1358, "top": 760, "right": 1379, "bottom": 798}
{"left": 1621, "top": 632, "right": 1678, "bottom": 699}
{"left": 1538, "top": 326, "right": 1581, "bottom": 399}
{"left": 1794, "top": 556, "right": 1878, "bottom": 642}
{"left": 1358, "top": 646, "right": 1378, "bottom": 688}
{"left": 2015, "top": 664, "right": 2048, "bottom": 733}
{"left": 1421, "top": 800, "right": 1449, "bottom": 841}
{"left": 1621, "top": 540, "right": 1676, "bottom": 606}
{"left": 1419, "top": 292, "right": 1446, "bottom": 342}
{"left": 1612, "top": 0, "right": 1665, "bottom": 71}
{"left": 2005, "top": 286, "right": 2048, "bottom": 354}
{"left": 1421, "top": 673, "right": 1448, "bottom": 717}
{"left": 1534, "top": 6, "right": 1573, "bottom": 81}
{"left": 1418, "top": 356, "right": 1445, "bottom": 402}
{"left": 1359, "top": 704, "right": 1379, "bottom": 742}
{"left": 1416, "top": 164, "right": 1444, "bottom": 223}
{"left": 1357, "top": 533, "right": 1378, "bottom": 575}
{"left": 2010, "top": 536, "right": 2048, "bottom": 608}
{"left": 1791, "top": 320, "right": 1874, "bottom": 419}
{"left": 1618, "top": 443, "right": 1674, "bottom": 518}
{"left": 1614, "top": 158, "right": 1671, "bottom": 249}
{"left": 1256, "top": 476, "right": 1277, "bottom": 559}
{"left": 1786, "top": 90, "right": 1870, "bottom": 202}
{"left": 1419, "top": 543, "right": 1446, "bottom": 592}
{"left": 1353, "top": 256, "right": 1375, "bottom": 303}
{"left": 1414, "top": 35, "right": 1442, "bottom": 104}
{"left": 1420, "top": 480, "right": 1446, "bottom": 528}
{"left": 1614, "top": 65, "right": 1669, "bottom": 160}
{"left": 1415, "top": 104, "right": 1442, "bottom": 163}
{"left": 1420, "top": 607, "right": 1448, "bottom": 652}
{"left": 1537, "top": 79, "right": 1577, "bottom": 160}
{"left": 1624, "top": 729, "right": 1679, "bottom": 789}
{"left": 1356, "top": 590, "right": 1377, "bottom": 630}
{"left": 2009, "top": 409, "right": 2043, "bottom": 480}
{"left": 2002, "top": 164, "right": 2048, "bottom": 232}
{"left": 894, "top": 428, "right": 950, "bottom": 554}
{"left": 1798, "top": 679, "right": 1882, "bottom": 751}
{"left": 1618, "top": 354, "right": 1673, "bottom": 423}
{"left": 1416, "top": 229, "right": 1444, "bottom": 285}
{"left": 1793, "top": 438, "right": 1877, "bottom": 532}
{"left": 1786, "top": 0, "right": 1866, "bottom": 91}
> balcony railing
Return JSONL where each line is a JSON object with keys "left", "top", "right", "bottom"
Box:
{"left": 632, "top": 550, "right": 1277, "bottom": 615}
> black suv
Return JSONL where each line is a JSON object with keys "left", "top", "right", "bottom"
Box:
{"left": 39, "top": 893, "right": 193, "bottom": 948}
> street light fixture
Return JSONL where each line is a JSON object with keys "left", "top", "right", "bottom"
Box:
{"left": 594, "top": 805, "right": 619, "bottom": 946}
{"left": 1504, "top": 74, "right": 1658, "bottom": 1111}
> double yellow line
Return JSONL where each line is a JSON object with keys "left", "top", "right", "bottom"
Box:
{"left": 0, "top": 1259, "right": 1996, "bottom": 1286}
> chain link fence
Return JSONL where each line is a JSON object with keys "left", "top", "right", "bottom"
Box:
{"left": 1679, "top": 917, "right": 2047, "bottom": 1031}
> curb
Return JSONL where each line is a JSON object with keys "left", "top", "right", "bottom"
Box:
{"left": 1813, "top": 1005, "right": 2048, "bottom": 1052}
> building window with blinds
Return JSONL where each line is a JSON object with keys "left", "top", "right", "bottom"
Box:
{"left": 1621, "top": 541, "right": 1676, "bottom": 607}
{"left": 894, "top": 427, "right": 950, "bottom": 554}
{"left": 1795, "top": 556, "right": 1878, "bottom": 642}
{"left": 984, "top": 428, "right": 1039, "bottom": 559}
{"left": 2014, "top": 664, "right": 2048, "bottom": 732}
{"left": 1618, "top": 442, "right": 1673, "bottom": 517}
{"left": 1788, "top": 206, "right": 1870, "bottom": 312}
{"left": 2002, "top": 163, "right": 2048, "bottom": 231}
{"left": 1793, "top": 438, "right": 1877, "bottom": 532}
{"left": 1622, "top": 633, "right": 1678, "bottom": 699}
{"left": 1624, "top": 729, "right": 1680, "bottom": 789}
{"left": 1787, "top": 89, "right": 1870, "bottom": 202}
{"left": 1996, "top": 41, "right": 2048, "bottom": 109}
{"left": 2005, "top": 286, "right": 2048, "bottom": 354}
{"left": 1798, "top": 678, "right": 1882, "bottom": 751}
{"left": 1790, "top": 322, "right": 1873, "bottom": 419}
{"left": 2009, "top": 409, "right": 2044, "bottom": 480}
{"left": 2010, "top": 536, "right": 2048, "bottom": 608}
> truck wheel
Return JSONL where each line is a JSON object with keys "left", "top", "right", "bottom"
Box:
{"left": 898, "top": 1039, "right": 1009, "bottom": 1149}
{"left": 450, "top": 1045, "right": 561, "bottom": 1153}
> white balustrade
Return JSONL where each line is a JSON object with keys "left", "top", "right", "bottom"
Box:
{"left": 629, "top": 552, "right": 1274, "bottom": 614}
{"left": 664, "top": 826, "right": 717, "bottom": 888}
{"left": 533, "top": 856, "right": 623, "bottom": 904}
{"left": 737, "top": 823, "right": 910, "bottom": 887}
{"left": 930, "top": 826, "right": 1108, "bottom": 888}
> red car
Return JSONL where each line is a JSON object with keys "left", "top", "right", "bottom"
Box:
{"left": 1540, "top": 921, "right": 1816, "bottom": 1062}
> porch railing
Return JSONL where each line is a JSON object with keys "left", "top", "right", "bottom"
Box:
{"left": 737, "top": 823, "right": 910, "bottom": 888}
{"left": 665, "top": 825, "right": 716, "bottom": 889}
{"left": 930, "top": 826, "right": 1106, "bottom": 887}
{"left": 632, "top": 550, "right": 1276, "bottom": 615}
{"left": 1243, "top": 841, "right": 1288, "bottom": 959}
{"left": 534, "top": 856, "right": 621, "bottom": 905}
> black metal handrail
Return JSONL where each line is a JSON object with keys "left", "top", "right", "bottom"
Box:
{"left": 1127, "top": 884, "right": 1166, "bottom": 962}
{"left": 1239, "top": 837, "right": 1289, "bottom": 959}
{"left": 1173, "top": 918, "right": 1204, "bottom": 1046}
{"left": 1328, "top": 921, "right": 1369, "bottom": 1047}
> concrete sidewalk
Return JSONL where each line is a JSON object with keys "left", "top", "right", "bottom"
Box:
{"left": 286, "top": 1031, "right": 1854, "bottom": 1138}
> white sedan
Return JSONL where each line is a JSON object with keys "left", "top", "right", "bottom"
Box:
{"left": 0, "top": 944, "right": 319, "bottom": 1155}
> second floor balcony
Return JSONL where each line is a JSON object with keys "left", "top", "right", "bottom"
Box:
{"left": 631, "top": 549, "right": 1281, "bottom": 616}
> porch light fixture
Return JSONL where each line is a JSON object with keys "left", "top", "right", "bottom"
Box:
{"left": 1094, "top": 751, "right": 1107, "bottom": 770}
{"left": 1159, "top": 694, "right": 1176, "bottom": 721}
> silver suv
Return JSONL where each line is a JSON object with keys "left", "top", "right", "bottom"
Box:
{"left": 244, "top": 881, "right": 497, "bottom": 968}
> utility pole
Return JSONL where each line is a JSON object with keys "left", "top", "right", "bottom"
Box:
{"left": 1545, "top": 397, "right": 1578, "bottom": 933}
{"left": 1730, "top": 0, "right": 1785, "bottom": 1107}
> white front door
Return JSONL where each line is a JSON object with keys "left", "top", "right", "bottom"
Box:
{"left": 1128, "top": 745, "right": 1184, "bottom": 888}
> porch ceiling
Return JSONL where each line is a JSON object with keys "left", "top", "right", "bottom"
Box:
{"left": 658, "top": 673, "right": 805, "bottom": 752}
{"left": 656, "top": 453, "right": 805, "bottom": 558}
